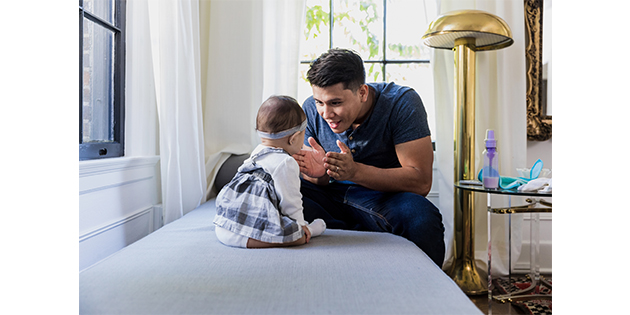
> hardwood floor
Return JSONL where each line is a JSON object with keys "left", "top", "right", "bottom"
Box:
{"left": 468, "top": 292, "right": 526, "bottom": 315}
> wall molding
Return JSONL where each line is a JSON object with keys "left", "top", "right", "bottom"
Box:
{"left": 79, "top": 156, "right": 161, "bottom": 271}
{"left": 80, "top": 156, "right": 160, "bottom": 177}
{"left": 79, "top": 205, "right": 160, "bottom": 271}
{"left": 80, "top": 206, "right": 154, "bottom": 242}
{"left": 524, "top": 212, "right": 552, "bottom": 220}
{"left": 514, "top": 240, "right": 552, "bottom": 274}
{"left": 153, "top": 203, "right": 164, "bottom": 230}
{"left": 79, "top": 176, "right": 154, "bottom": 196}
{"left": 515, "top": 212, "right": 552, "bottom": 273}
{"left": 80, "top": 156, "right": 160, "bottom": 195}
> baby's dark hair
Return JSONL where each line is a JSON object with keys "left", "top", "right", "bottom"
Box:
{"left": 256, "top": 95, "right": 306, "bottom": 134}
{"left": 306, "top": 48, "right": 366, "bottom": 92}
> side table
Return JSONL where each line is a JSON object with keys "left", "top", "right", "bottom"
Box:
{"left": 455, "top": 182, "right": 552, "bottom": 313}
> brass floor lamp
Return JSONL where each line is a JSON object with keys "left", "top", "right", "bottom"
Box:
{"left": 422, "top": 10, "right": 513, "bottom": 295}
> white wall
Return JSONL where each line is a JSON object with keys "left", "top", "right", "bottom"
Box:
{"left": 520, "top": 138, "right": 552, "bottom": 273}
{"left": 427, "top": 152, "right": 440, "bottom": 206}
{"left": 79, "top": 157, "right": 161, "bottom": 271}
{"left": 527, "top": 139, "right": 552, "bottom": 170}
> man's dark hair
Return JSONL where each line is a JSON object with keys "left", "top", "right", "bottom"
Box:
{"left": 306, "top": 48, "right": 366, "bottom": 92}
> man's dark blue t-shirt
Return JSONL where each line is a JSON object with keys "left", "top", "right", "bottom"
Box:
{"left": 302, "top": 82, "right": 431, "bottom": 173}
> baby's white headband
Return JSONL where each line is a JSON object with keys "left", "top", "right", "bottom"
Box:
{"left": 257, "top": 119, "right": 307, "bottom": 140}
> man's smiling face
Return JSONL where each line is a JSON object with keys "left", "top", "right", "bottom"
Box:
{"left": 311, "top": 82, "right": 367, "bottom": 133}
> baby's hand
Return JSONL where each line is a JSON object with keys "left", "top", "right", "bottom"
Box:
{"left": 302, "top": 225, "right": 312, "bottom": 243}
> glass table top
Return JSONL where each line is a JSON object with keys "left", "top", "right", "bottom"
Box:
{"left": 455, "top": 181, "right": 552, "bottom": 197}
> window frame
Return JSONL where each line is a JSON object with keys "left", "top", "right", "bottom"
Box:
{"left": 299, "top": 0, "right": 431, "bottom": 81}
{"left": 79, "top": 0, "right": 126, "bottom": 161}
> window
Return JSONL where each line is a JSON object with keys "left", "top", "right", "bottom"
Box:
{"left": 298, "top": 0, "right": 438, "bottom": 135}
{"left": 79, "top": 0, "right": 126, "bottom": 160}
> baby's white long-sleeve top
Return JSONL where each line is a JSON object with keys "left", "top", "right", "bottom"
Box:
{"left": 250, "top": 144, "right": 307, "bottom": 226}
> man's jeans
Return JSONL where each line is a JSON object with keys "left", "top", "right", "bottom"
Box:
{"left": 300, "top": 179, "right": 446, "bottom": 267}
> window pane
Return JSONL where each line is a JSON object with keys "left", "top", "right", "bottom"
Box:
{"left": 332, "top": 0, "right": 383, "bottom": 61}
{"left": 83, "top": 0, "right": 115, "bottom": 25}
{"left": 302, "top": 0, "right": 330, "bottom": 61}
{"left": 365, "top": 62, "right": 383, "bottom": 82}
{"left": 386, "top": 0, "right": 437, "bottom": 60}
{"left": 386, "top": 63, "right": 436, "bottom": 135}
{"left": 83, "top": 18, "right": 114, "bottom": 143}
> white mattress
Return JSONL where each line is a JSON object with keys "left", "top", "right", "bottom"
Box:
{"left": 80, "top": 199, "right": 481, "bottom": 314}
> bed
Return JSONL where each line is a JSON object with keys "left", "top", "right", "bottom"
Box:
{"left": 79, "top": 155, "right": 481, "bottom": 314}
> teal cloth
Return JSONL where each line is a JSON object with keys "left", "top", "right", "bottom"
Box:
{"left": 478, "top": 159, "right": 543, "bottom": 190}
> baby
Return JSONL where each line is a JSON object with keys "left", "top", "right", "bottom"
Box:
{"left": 213, "top": 95, "right": 326, "bottom": 248}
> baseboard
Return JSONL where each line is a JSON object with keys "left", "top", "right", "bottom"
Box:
{"left": 515, "top": 214, "right": 552, "bottom": 274}
{"left": 79, "top": 205, "right": 161, "bottom": 272}
{"left": 513, "top": 240, "right": 552, "bottom": 274}
{"left": 476, "top": 218, "right": 552, "bottom": 275}
{"left": 153, "top": 203, "right": 164, "bottom": 229}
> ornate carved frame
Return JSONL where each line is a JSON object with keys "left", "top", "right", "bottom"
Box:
{"left": 525, "top": 0, "right": 552, "bottom": 141}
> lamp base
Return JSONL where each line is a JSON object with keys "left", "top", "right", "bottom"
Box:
{"left": 448, "top": 258, "right": 488, "bottom": 295}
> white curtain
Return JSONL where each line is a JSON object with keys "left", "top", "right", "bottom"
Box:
{"left": 126, "top": 0, "right": 208, "bottom": 225}
{"left": 125, "top": 0, "right": 158, "bottom": 157}
{"left": 200, "top": 0, "right": 306, "bottom": 200}
{"left": 261, "top": 1, "right": 306, "bottom": 100}
{"left": 433, "top": 0, "right": 527, "bottom": 275}
{"left": 127, "top": 0, "right": 306, "bottom": 223}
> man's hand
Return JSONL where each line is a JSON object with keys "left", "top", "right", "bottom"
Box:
{"left": 324, "top": 140, "right": 358, "bottom": 181}
{"left": 293, "top": 137, "right": 327, "bottom": 178}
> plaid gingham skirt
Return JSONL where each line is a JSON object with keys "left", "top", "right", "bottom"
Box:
{"left": 213, "top": 148, "right": 303, "bottom": 244}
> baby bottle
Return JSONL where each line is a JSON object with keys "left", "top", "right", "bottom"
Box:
{"left": 482, "top": 129, "right": 499, "bottom": 189}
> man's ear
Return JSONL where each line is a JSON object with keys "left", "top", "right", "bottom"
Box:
{"left": 359, "top": 84, "right": 369, "bottom": 102}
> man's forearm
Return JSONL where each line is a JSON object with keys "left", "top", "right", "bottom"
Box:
{"left": 350, "top": 163, "right": 432, "bottom": 197}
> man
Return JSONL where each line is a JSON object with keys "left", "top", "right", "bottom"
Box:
{"left": 294, "top": 48, "right": 445, "bottom": 267}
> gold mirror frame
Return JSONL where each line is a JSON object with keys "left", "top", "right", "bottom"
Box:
{"left": 525, "top": 0, "right": 551, "bottom": 141}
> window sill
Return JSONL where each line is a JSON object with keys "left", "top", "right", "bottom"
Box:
{"left": 80, "top": 156, "right": 160, "bottom": 177}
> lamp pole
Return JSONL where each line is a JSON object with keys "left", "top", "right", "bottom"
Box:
{"left": 422, "top": 10, "right": 513, "bottom": 295}
{"left": 449, "top": 37, "right": 487, "bottom": 295}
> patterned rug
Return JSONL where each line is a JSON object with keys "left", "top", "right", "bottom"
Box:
{"left": 493, "top": 275, "right": 552, "bottom": 315}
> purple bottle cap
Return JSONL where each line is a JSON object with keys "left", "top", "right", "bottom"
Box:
{"left": 485, "top": 129, "right": 496, "bottom": 148}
